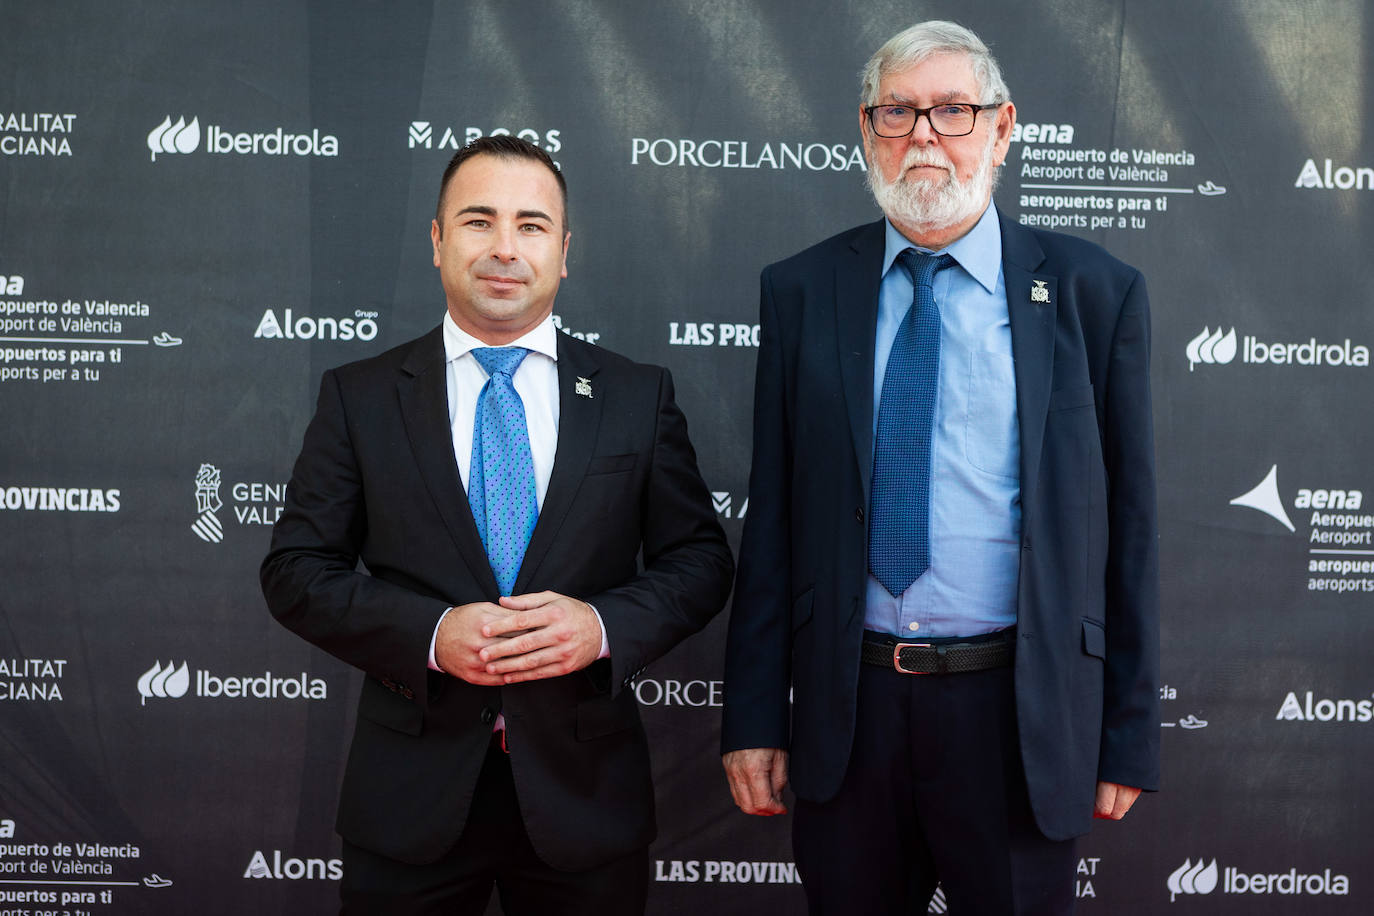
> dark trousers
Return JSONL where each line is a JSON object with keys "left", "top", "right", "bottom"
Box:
{"left": 339, "top": 741, "right": 649, "bottom": 916}
{"left": 793, "top": 662, "right": 1078, "bottom": 915}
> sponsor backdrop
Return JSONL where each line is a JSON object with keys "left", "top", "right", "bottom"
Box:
{"left": 1, "top": 0, "right": 1370, "bottom": 913}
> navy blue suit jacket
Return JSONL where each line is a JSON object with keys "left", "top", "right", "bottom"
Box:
{"left": 722, "top": 210, "right": 1159, "bottom": 840}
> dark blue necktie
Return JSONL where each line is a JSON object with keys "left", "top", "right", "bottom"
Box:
{"left": 468, "top": 347, "right": 538, "bottom": 596}
{"left": 869, "top": 250, "right": 954, "bottom": 596}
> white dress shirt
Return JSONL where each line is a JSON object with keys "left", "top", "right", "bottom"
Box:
{"left": 865, "top": 206, "right": 1021, "bottom": 638}
{"left": 427, "top": 312, "right": 608, "bottom": 679}
{"left": 444, "top": 313, "right": 561, "bottom": 502}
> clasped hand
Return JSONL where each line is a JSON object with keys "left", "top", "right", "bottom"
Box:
{"left": 435, "top": 591, "right": 602, "bottom": 686}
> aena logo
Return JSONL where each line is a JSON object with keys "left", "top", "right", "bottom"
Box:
{"left": 1167, "top": 859, "right": 1218, "bottom": 902}
{"left": 1185, "top": 326, "right": 1236, "bottom": 370}
{"left": 1230, "top": 465, "right": 1364, "bottom": 533}
{"left": 137, "top": 661, "right": 190, "bottom": 704}
{"left": 147, "top": 116, "right": 201, "bottom": 161}
{"left": 1229, "top": 465, "right": 1295, "bottom": 532}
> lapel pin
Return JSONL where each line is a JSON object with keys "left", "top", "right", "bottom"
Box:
{"left": 1030, "top": 279, "right": 1050, "bottom": 304}
{"left": 575, "top": 377, "right": 593, "bottom": 399}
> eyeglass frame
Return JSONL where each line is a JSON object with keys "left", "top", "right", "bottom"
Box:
{"left": 863, "top": 102, "right": 1002, "bottom": 139}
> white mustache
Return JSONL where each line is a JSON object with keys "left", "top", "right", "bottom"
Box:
{"left": 900, "top": 150, "right": 954, "bottom": 175}
{"left": 865, "top": 130, "right": 997, "bottom": 232}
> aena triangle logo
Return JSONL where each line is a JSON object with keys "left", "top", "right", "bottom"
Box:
{"left": 1229, "top": 464, "right": 1295, "bottom": 532}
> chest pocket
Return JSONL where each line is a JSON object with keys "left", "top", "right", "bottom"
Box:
{"left": 965, "top": 350, "right": 1019, "bottom": 479}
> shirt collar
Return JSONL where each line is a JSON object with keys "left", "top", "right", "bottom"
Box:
{"left": 881, "top": 202, "right": 1003, "bottom": 295}
{"left": 442, "top": 311, "right": 561, "bottom": 365}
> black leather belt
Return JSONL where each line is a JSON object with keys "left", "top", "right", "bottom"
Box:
{"left": 861, "top": 628, "right": 1015, "bottom": 675}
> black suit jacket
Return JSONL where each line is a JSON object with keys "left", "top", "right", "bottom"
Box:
{"left": 722, "top": 211, "right": 1159, "bottom": 840}
{"left": 262, "top": 326, "right": 732, "bottom": 869}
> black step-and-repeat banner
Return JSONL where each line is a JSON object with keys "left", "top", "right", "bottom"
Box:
{"left": 3, "top": 1, "right": 1371, "bottom": 913}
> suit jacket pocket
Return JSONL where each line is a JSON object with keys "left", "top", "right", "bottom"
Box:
{"left": 586, "top": 453, "right": 637, "bottom": 475}
{"left": 1081, "top": 618, "right": 1107, "bottom": 660}
{"left": 1049, "top": 384, "right": 1095, "bottom": 412}
{"left": 576, "top": 687, "right": 641, "bottom": 740}
{"left": 358, "top": 678, "right": 423, "bottom": 735}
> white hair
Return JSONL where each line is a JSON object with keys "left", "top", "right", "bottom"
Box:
{"left": 860, "top": 20, "right": 1011, "bottom": 107}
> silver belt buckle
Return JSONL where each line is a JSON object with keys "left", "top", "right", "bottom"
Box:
{"left": 892, "top": 642, "right": 932, "bottom": 674}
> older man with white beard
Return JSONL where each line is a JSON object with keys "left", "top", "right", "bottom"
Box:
{"left": 721, "top": 20, "right": 1160, "bottom": 916}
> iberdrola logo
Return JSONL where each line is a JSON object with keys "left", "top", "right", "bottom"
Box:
{"left": 1185, "top": 326, "right": 1236, "bottom": 370}
{"left": 1167, "top": 859, "right": 1218, "bottom": 902}
{"left": 147, "top": 116, "right": 201, "bottom": 161}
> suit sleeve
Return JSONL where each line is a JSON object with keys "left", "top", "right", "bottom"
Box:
{"left": 1098, "top": 270, "right": 1161, "bottom": 790}
{"left": 260, "top": 369, "right": 448, "bottom": 707}
{"left": 720, "top": 267, "right": 794, "bottom": 753}
{"left": 588, "top": 367, "right": 735, "bottom": 696}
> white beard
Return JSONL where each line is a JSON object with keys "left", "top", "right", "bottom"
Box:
{"left": 866, "top": 132, "right": 999, "bottom": 233}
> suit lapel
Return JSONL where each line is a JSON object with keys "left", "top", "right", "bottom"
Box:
{"left": 999, "top": 212, "right": 1056, "bottom": 516}
{"left": 513, "top": 334, "right": 603, "bottom": 592}
{"left": 396, "top": 326, "right": 500, "bottom": 595}
{"left": 837, "top": 221, "right": 887, "bottom": 503}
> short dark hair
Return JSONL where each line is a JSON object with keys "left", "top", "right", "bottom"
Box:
{"left": 435, "top": 134, "right": 569, "bottom": 232}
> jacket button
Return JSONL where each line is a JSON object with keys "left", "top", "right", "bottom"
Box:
{"left": 480, "top": 706, "right": 496, "bottom": 724}
{"left": 855, "top": 507, "right": 864, "bottom": 522}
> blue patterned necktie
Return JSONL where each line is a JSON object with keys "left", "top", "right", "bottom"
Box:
{"left": 468, "top": 347, "right": 538, "bottom": 596}
{"left": 869, "top": 250, "right": 955, "bottom": 596}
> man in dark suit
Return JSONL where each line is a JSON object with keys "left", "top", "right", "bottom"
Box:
{"left": 262, "top": 135, "right": 732, "bottom": 915}
{"left": 721, "top": 21, "right": 1158, "bottom": 915}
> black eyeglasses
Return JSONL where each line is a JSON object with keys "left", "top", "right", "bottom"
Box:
{"left": 864, "top": 102, "right": 1000, "bottom": 138}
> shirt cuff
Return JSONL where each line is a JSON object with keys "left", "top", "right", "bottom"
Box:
{"left": 589, "top": 602, "right": 610, "bottom": 659}
{"left": 428, "top": 607, "right": 453, "bottom": 672}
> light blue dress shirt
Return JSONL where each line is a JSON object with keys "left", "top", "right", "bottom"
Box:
{"left": 864, "top": 204, "right": 1021, "bottom": 638}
